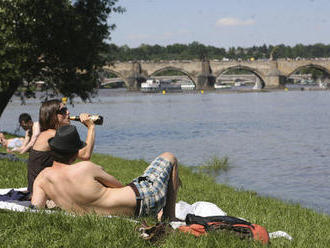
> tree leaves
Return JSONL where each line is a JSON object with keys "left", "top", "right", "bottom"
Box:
{"left": 0, "top": 0, "right": 124, "bottom": 117}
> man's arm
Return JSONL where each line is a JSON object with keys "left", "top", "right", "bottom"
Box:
{"left": 78, "top": 114, "right": 95, "bottom": 160}
{"left": 89, "top": 162, "right": 123, "bottom": 188}
{"left": 18, "top": 131, "right": 30, "bottom": 150}
{"left": 31, "top": 181, "right": 48, "bottom": 209}
{"left": 19, "top": 122, "right": 40, "bottom": 154}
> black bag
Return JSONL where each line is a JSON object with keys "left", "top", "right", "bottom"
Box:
{"left": 181, "top": 214, "right": 270, "bottom": 244}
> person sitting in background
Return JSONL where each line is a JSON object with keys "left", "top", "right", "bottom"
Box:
{"left": 32, "top": 125, "right": 180, "bottom": 220}
{"left": 27, "top": 99, "right": 95, "bottom": 194}
{"left": 13, "top": 113, "right": 40, "bottom": 154}
{"left": 0, "top": 132, "right": 25, "bottom": 152}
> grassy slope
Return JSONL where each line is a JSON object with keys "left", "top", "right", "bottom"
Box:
{"left": 0, "top": 147, "right": 329, "bottom": 247}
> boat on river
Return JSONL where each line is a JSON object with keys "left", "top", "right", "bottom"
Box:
{"left": 141, "top": 79, "right": 160, "bottom": 92}
{"left": 141, "top": 79, "right": 186, "bottom": 92}
{"left": 181, "top": 83, "right": 195, "bottom": 90}
{"left": 319, "top": 81, "right": 329, "bottom": 89}
{"left": 160, "top": 80, "right": 181, "bottom": 91}
{"left": 214, "top": 83, "right": 231, "bottom": 89}
{"left": 234, "top": 79, "right": 246, "bottom": 87}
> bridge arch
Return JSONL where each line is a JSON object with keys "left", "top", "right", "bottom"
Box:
{"left": 149, "top": 66, "right": 196, "bottom": 86}
{"left": 216, "top": 65, "right": 266, "bottom": 88}
{"left": 99, "top": 68, "right": 128, "bottom": 88}
{"left": 286, "top": 64, "right": 330, "bottom": 77}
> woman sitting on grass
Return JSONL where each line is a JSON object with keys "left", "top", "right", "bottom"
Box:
{"left": 27, "top": 99, "right": 96, "bottom": 194}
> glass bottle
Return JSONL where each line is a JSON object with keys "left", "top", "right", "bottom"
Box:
{"left": 69, "top": 114, "right": 103, "bottom": 125}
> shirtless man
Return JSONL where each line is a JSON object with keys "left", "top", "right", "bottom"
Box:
{"left": 31, "top": 125, "right": 180, "bottom": 220}
{"left": 0, "top": 113, "right": 40, "bottom": 153}
{"left": 16, "top": 113, "right": 40, "bottom": 154}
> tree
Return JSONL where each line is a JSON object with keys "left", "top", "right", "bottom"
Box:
{"left": 0, "top": 0, "right": 124, "bottom": 118}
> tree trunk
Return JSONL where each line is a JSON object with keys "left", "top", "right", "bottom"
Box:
{"left": 0, "top": 80, "right": 21, "bottom": 119}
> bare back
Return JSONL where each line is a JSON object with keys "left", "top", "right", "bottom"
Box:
{"left": 32, "top": 161, "right": 136, "bottom": 216}
{"left": 32, "top": 129, "right": 56, "bottom": 151}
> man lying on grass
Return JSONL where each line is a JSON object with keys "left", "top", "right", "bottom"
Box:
{"left": 31, "top": 125, "right": 180, "bottom": 220}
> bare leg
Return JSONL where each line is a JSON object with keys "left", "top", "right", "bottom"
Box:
{"left": 159, "top": 152, "right": 180, "bottom": 221}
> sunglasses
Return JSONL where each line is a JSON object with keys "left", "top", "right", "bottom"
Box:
{"left": 57, "top": 107, "right": 68, "bottom": 116}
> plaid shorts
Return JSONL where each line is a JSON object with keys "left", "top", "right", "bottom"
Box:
{"left": 130, "top": 156, "right": 173, "bottom": 217}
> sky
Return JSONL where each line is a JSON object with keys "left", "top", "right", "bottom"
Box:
{"left": 109, "top": 0, "right": 330, "bottom": 49}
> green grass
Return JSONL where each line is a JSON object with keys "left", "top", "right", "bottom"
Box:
{"left": 196, "top": 155, "right": 230, "bottom": 176}
{"left": 0, "top": 144, "right": 329, "bottom": 247}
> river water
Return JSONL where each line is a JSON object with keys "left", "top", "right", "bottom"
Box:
{"left": 1, "top": 89, "right": 329, "bottom": 215}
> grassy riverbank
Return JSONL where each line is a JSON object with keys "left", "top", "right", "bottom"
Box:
{"left": 0, "top": 146, "right": 329, "bottom": 247}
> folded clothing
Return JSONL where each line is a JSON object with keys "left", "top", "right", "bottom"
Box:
{"left": 175, "top": 201, "right": 227, "bottom": 220}
{"left": 0, "top": 189, "right": 30, "bottom": 201}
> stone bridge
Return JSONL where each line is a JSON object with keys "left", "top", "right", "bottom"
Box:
{"left": 103, "top": 59, "right": 330, "bottom": 90}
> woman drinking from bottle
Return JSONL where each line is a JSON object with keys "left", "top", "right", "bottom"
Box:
{"left": 27, "top": 99, "right": 95, "bottom": 194}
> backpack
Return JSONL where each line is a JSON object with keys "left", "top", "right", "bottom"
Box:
{"left": 178, "top": 214, "right": 270, "bottom": 245}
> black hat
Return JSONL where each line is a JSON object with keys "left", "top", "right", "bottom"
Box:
{"left": 48, "top": 125, "right": 86, "bottom": 153}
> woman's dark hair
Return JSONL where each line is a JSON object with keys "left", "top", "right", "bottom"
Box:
{"left": 39, "top": 99, "right": 62, "bottom": 131}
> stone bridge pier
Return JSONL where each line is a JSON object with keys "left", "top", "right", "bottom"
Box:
{"left": 126, "top": 62, "right": 146, "bottom": 90}
{"left": 196, "top": 60, "right": 216, "bottom": 89}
